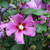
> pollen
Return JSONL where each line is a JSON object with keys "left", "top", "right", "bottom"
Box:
{"left": 18, "top": 24, "right": 24, "bottom": 30}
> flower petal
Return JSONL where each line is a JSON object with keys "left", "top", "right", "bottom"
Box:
{"left": 41, "top": 16, "right": 47, "bottom": 20}
{"left": 6, "top": 21, "right": 16, "bottom": 29}
{"left": 6, "top": 28, "right": 17, "bottom": 37}
{"left": 0, "top": 29, "right": 4, "bottom": 38}
{"left": 26, "top": 0, "right": 37, "bottom": 9}
{"left": 31, "top": 21, "right": 40, "bottom": 27}
{"left": 23, "top": 27, "right": 36, "bottom": 37}
{"left": 15, "top": 31, "right": 24, "bottom": 44}
{"left": 0, "top": 23, "right": 8, "bottom": 29}
{"left": 23, "top": 14, "right": 33, "bottom": 26}
{"left": 11, "top": 13, "right": 24, "bottom": 24}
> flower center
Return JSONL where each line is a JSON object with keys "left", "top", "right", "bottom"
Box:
{"left": 18, "top": 24, "right": 24, "bottom": 30}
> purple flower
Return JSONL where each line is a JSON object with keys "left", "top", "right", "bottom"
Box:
{"left": 48, "top": 45, "right": 50, "bottom": 48}
{"left": 1, "top": 8, "right": 7, "bottom": 14}
{"left": 0, "top": 14, "right": 36, "bottom": 44}
{"left": 47, "top": 4, "right": 50, "bottom": 13}
{"left": 40, "top": 16, "right": 47, "bottom": 24}
{"left": 0, "top": 22, "right": 4, "bottom": 38}
{"left": 18, "top": 0, "right": 45, "bottom": 9}
{"left": 26, "top": 0, "right": 37, "bottom": 9}
{"left": 9, "top": 3, "right": 16, "bottom": 8}
{"left": 18, "top": 0, "right": 37, "bottom": 9}
{"left": 41, "top": 16, "right": 47, "bottom": 20}
{"left": 36, "top": 0, "right": 45, "bottom": 9}
{"left": 48, "top": 20, "right": 50, "bottom": 27}
{"left": 45, "top": 33, "right": 48, "bottom": 36}
{"left": 18, "top": 2, "right": 22, "bottom": 8}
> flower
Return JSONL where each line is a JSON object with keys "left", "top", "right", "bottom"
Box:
{"left": 0, "top": 16, "right": 4, "bottom": 38}
{"left": 18, "top": 2, "right": 22, "bottom": 8}
{"left": 48, "top": 20, "right": 50, "bottom": 27}
{"left": 26, "top": 0, "right": 37, "bottom": 9}
{"left": 41, "top": 16, "right": 47, "bottom": 20}
{"left": 9, "top": 3, "right": 16, "bottom": 9}
{"left": 18, "top": 0, "right": 45, "bottom": 9}
{"left": 40, "top": 16, "right": 47, "bottom": 24}
{"left": 45, "top": 33, "right": 48, "bottom": 36}
{"left": 18, "top": 0, "right": 37, "bottom": 9}
{"left": 1, "top": 8, "right": 7, "bottom": 14}
{"left": 47, "top": 4, "right": 50, "bottom": 13}
{"left": 0, "top": 22, "right": 4, "bottom": 38}
{"left": 36, "top": 0, "right": 45, "bottom": 9}
{"left": 48, "top": 45, "right": 50, "bottom": 48}
{"left": 0, "top": 14, "right": 36, "bottom": 44}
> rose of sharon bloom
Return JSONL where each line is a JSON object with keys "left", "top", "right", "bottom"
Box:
{"left": 26, "top": 0, "right": 37, "bottom": 9}
{"left": 36, "top": 0, "right": 45, "bottom": 9}
{"left": 18, "top": 0, "right": 45, "bottom": 9}
{"left": 40, "top": 16, "right": 47, "bottom": 24}
{"left": 41, "top": 16, "right": 47, "bottom": 20}
{"left": 18, "top": 0, "right": 37, "bottom": 9}
{"left": 0, "top": 14, "right": 36, "bottom": 44}
{"left": 0, "top": 16, "right": 4, "bottom": 38}
{"left": 0, "top": 22, "right": 4, "bottom": 38}
{"left": 47, "top": 4, "right": 50, "bottom": 13}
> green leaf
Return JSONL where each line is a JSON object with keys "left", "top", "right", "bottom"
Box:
{"left": 7, "top": 10, "right": 17, "bottom": 15}
{"left": 22, "top": 8, "right": 34, "bottom": 14}
{"left": 0, "top": 1, "right": 9, "bottom": 8}
{"left": 2, "top": 40, "right": 10, "bottom": 47}
{"left": 33, "top": 9, "right": 44, "bottom": 15}
{"left": 36, "top": 24, "right": 47, "bottom": 33}
{"left": 3, "top": 12, "right": 10, "bottom": 19}
{"left": 22, "top": 8, "right": 44, "bottom": 15}
{"left": 19, "top": 0, "right": 31, "bottom": 2}
{"left": 11, "top": 44, "right": 24, "bottom": 50}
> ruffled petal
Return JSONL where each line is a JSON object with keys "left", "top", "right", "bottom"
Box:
{"left": 11, "top": 13, "right": 24, "bottom": 24}
{"left": 0, "top": 23, "right": 8, "bottom": 29}
{"left": 41, "top": 16, "right": 47, "bottom": 20}
{"left": 23, "top": 14, "right": 33, "bottom": 27}
{"left": 26, "top": 0, "right": 37, "bottom": 9}
{"left": 6, "top": 21, "right": 16, "bottom": 29}
{"left": 6, "top": 28, "right": 17, "bottom": 37}
{"left": 23, "top": 27, "right": 36, "bottom": 37}
{"left": 15, "top": 31, "right": 24, "bottom": 44}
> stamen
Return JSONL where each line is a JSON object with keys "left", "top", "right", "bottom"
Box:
{"left": 19, "top": 24, "right": 24, "bottom": 30}
{"left": 9, "top": 17, "right": 14, "bottom": 22}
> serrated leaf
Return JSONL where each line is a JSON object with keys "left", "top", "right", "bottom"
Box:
{"left": 36, "top": 24, "right": 47, "bottom": 33}
{"left": 7, "top": 10, "right": 17, "bottom": 15}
